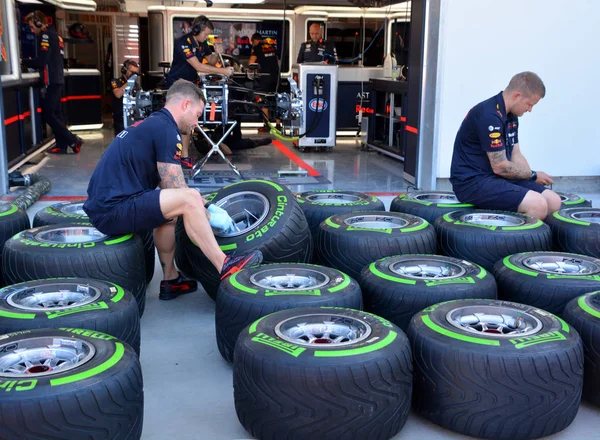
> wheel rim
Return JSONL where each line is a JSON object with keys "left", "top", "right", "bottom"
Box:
{"left": 305, "top": 193, "right": 361, "bottom": 204}
{"left": 213, "top": 192, "right": 270, "bottom": 237}
{"left": 413, "top": 193, "right": 460, "bottom": 204}
{"left": 390, "top": 259, "right": 466, "bottom": 279}
{"left": 0, "top": 203, "right": 14, "bottom": 214}
{"left": 275, "top": 314, "right": 372, "bottom": 346}
{"left": 56, "top": 202, "right": 86, "bottom": 216}
{"left": 6, "top": 283, "right": 102, "bottom": 311}
{"left": 447, "top": 305, "right": 542, "bottom": 338}
{"left": 250, "top": 268, "right": 331, "bottom": 290}
{"left": 35, "top": 226, "right": 106, "bottom": 243}
{"left": 522, "top": 255, "right": 599, "bottom": 275}
{"left": 569, "top": 210, "right": 600, "bottom": 224}
{"left": 459, "top": 212, "right": 525, "bottom": 227}
{"left": 344, "top": 214, "right": 408, "bottom": 229}
{"left": 0, "top": 337, "right": 95, "bottom": 378}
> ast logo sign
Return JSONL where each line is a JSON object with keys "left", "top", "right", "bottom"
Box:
{"left": 309, "top": 99, "right": 328, "bottom": 112}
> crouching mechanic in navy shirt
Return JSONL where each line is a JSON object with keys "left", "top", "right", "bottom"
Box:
{"left": 450, "top": 71, "right": 561, "bottom": 220}
{"left": 165, "top": 15, "right": 234, "bottom": 169}
{"left": 83, "top": 80, "right": 263, "bottom": 300}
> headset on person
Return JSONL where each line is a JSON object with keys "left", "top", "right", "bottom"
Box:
{"left": 25, "top": 11, "right": 45, "bottom": 29}
{"left": 191, "top": 15, "right": 211, "bottom": 36}
{"left": 121, "top": 59, "right": 138, "bottom": 76}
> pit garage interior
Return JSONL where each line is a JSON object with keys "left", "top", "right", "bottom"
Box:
{"left": 0, "top": 0, "right": 599, "bottom": 439}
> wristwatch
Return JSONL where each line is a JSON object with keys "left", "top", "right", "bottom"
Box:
{"left": 529, "top": 170, "right": 537, "bottom": 182}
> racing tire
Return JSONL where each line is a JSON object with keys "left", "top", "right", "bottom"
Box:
{"left": 556, "top": 192, "right": 592, "bottom": 208}
{"left": 0, "top": 202, "right": 30, "bottom": 287}
{"left": 0, "top": 278, "right": 140, "bottom": 355}
{"left": 407, "top": 299, "right": 583, "bottom": 440}
{"left": 316, "top": 211, "right": 437, "bottom": 281}
{"left": 435, "top": 209, "right": 551, "bottom": 271}
{"left": 216, "top": 263, "right": 363, "bottom": 363}
{"left": 234, "top": 307, "right": 413, "bottom": 440}
{"left": 33, "top": 201, "right": 156, "bottom": 284}
{"left": 1, "top": 223, "right": 147, "bottom": 317}
{"left": 546, "top": 208, "right": 600, "bottom": 258}
{"left": 389, "top": 191, "right": 473, "bottom": 225}
{"left": 295, "top": 190, "right": 384, "bottom": 237}
{"left": 0, "top": 328, "right": 143, "bottom": 439}
{"left": 175, "top": 181, "right": 312, "bottom": 300}
{"left": 563, "top": 291, "right": 600, "bottom": 407}
{"left": 359, "top": 254, "right": 496, "bottom": 331}
{"left": 492, "top": 252, "right": 600, "bottom": 315}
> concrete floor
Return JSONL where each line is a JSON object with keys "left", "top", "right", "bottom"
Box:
{"left": 15, "top": 129, "right": 600, "bottom": 439}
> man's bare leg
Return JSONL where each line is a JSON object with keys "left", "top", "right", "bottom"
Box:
{"left": 159, "top": 188, "right": 226, "bottom": 272}
{"left": 153, "top": 221, "right": 179, "bottom": 280}
{"left": 518, "top": 190, "right": 548, "bottom": 220}
{"left": 541, "top": 189, "right": 562, "bottom": 216}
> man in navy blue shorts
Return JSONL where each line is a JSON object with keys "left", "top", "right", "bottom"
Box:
{"left": 83, "top": 79, "right": 262, "bottom": 300}
{"left": 450, "top": 71, "right": 561, "bottom": 220}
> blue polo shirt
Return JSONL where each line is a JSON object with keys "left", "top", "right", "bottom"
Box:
{"left": 83, "top": 108, "right": 182, "bottom": 216}
{"left": 450, "top": 92, "right": 519, "bottom": 190}
{"left": 166, "top": 34, "right": 213, "bottom": 88}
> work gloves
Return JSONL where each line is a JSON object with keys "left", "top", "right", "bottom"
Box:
{"left": 207, "top": 204, "right": 236, "bottom": 233}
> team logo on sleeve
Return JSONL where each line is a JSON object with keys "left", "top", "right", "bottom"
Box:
{"left": 490, "top": 139, "right": 504, "bottom": 148}
{"left": 111, "top": 80, "right": 118, "bottom": 89}
{"left": 174, "top": 142, "right": 183, "bottom": 160}
{"left": 489, "top": 132, "right": 501, "bottom": 139}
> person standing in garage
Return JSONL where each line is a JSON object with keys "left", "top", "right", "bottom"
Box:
{"left": 83, "top": 79, "right": 263, "bottom": 300}
{"left": 449, "top": 71, "right": 561, "bottom": 220}
{"left": 165, "top": 15, "right": 234, "bottom": 169}
{"left": 249, "top": 32, "right": 280, "bottom": 132}
{"left": 297, "top": 23, "right": 338, "bottom": 64}
{"left": 22, "top": 11, "right": 83, "bottom": 154}
{"left": 110, "top": 60, "right": 139, "bottom": 136}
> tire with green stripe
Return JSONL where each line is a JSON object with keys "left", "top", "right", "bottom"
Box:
{"left": 556, "top": 192, "right": 592, "bottom": 208}
{"left": 175, "top": 181, "right": 312, "bottom": 300}
{"left": 0, "top": 278, "right": 140, "bottom": 355}
{"left": 492, "top": 252, "right": 600, "bottom": 315}
{"left": 0, "top": 202, "right": 30, "bottom": 287}
{"left": 216, "top": 263, "right": 363, "bottom": 363}
{"left": 1, "top": 223, "right": 147, "bottom": 316}
{"left": 33, "top": 201, "right": 156, "bottom": 284}
{"left": 546, "top": 208, "right": 600, "bottom": 258}
{"left": 234, "top": 307, "right": 412, "bottom": 440}
{"left": 316, "top": 211, "right": 436, "bottom": 281}
{"left": 563, "top": 291, "right": 600, "bottom": 407}
{"left": 434, "top": 209, "right": 551, "bottom": 271}
{"left": 359, "top": 254, "right": 496, "bottom": 331}
{"left": 0, "top": 328, "right": 143, "bottom": 439}
{"left": 295, "top": 190, "right": 384, "bottom": 237}
{"left": 407, "top": 299, "right": 583, "bottom": 440}
{"left": 390, "top": 191, "right": 473, "bottom": 225}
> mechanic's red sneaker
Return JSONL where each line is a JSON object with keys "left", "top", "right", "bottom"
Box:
{"left": 70, "top": 136, "right": 84, "bottom": 154}
{"left": 49, "top": 146, "right": 68, "bottom": 154}
{"left": 257, "top": 125, "right": 270, "bottom": 133}
{"left": 220, "top": 250, "right": 263, "bottom": 280}
{"left": 180, "top": 156, "right": 195, "bottom": 169}
{"left": 159, "top": 273, "right": 198, "bottom": 300}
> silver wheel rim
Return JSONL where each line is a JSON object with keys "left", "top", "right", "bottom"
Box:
{"left": 459, "top": 212, "right": 525, "bottom": 227}
{"left": 214, "top": 192, "right": 270, "bottom": 237}
{"left": 570, "top": 210, "right": 600, "bottom": 224}
{"left": 390, "top": 259, "right": 466, "bottom": 279}
{"left": 6, "top": 283, "right": 102, "bottom": 311}
{"left": 275, "top": 314, "right": 372, "bottom": 347}
{"left": 56, "top": 202, "right": 86, "bottom": 216}
{"left": 522, "top": 255, "right": 599, "bottom": 275}
{"left": 0, "top": 337, "right": 95, "bottom": 378}
{"left": 306, "top": 193, "right": 361, "bottom": 204}
{"left": 250, "top": 268, "right": 330, "bottom": 290}
{"left": 413, "top": 193, "right": 460, "bottom": 204}
{"left": 0, "top": 203, "right": 13, "bottom": 214}
{"left": 344, "top": 214, "right": 408, "bottom": 229}
{"left": 447, "top": 305, "right": 542, "bottom": 338}
{"left": 35, "top": 227, "right": 106, "bottom": 244}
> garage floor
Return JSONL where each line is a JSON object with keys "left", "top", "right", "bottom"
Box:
{"left": 13, "top": 129, "right": 600, "bottom": 439}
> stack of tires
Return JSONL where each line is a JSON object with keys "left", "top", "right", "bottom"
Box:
{"left": 0, "top": 202, "right": 145, "bottom": 439}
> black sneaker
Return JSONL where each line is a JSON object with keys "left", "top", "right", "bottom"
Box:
{"left": 220, "top": 250, "right": 263, "bottom": 280}
{"left": 159, "top": 273, "right": 198, "bottom": 300}
{"left": 70, "top": 136, "right": 84, "bottom": 154}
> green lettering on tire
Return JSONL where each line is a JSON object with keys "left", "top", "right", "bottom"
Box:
{"left": 224, "top": 180, "right": 283, "bottom": 192}
{"left": 502, "top": 255, "right": 538, "bottom": 277}
{"left": 369, "top": 262, "right": 416, "bottom": 285}
{"left": 325, "top": 218, "right": 340, "bottom": 229}
{"left": 422, "top": 315, "right": 500, "bottom": 346}
{"left": 314, "top": 331, "right": 397, "bottom": 357}
{"left": 230, "top": 272, "right": 258, "bottom": 294}
{"left": 400, "top": 221, "right": 428, "bottom": 233}
{"left": 552, "top": 211, "right": 590, "bottom": 226}
{"left": 248, "top": 315, "right": 269, "bottom": 334}
{"left": 50, "top": 342, "right": 124, "bottom": 386}
{"left": 105, "top": 234, "right": 133, "bottom": 245}
{"left": 503, "top": 219, "right": 543, "bottom": 231}
{"left": 0, "top": 310, "right": 35, "bottom": 319}
{"left": 579, "top": 293, "right": 600, "bottom": 318}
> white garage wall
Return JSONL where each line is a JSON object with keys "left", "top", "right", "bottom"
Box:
{"left": 435, "top": 0, "right": 600, "bottom": 179}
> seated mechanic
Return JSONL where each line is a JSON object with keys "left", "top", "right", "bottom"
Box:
{"left": 449, "top": 71, "right": 561, "bottom": 220}
{"left": 83, "top": 79, "right": 263, "bottom": 300}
